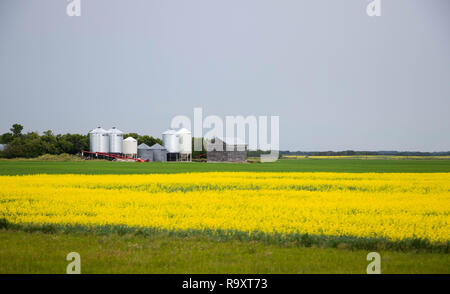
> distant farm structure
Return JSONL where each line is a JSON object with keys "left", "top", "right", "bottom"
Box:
{"left": 84, "top": 126, "right": 192, "bottom": 162}
{"left": 206, "top": 137, "right": 247, "bottom": 163}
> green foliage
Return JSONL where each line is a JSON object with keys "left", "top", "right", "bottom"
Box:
{"left": 0, "top": 133, "right": 13, "bottom": 144}
{"left": 122, "top": 133, "right": 162, "bottom": 147}
{"left": 10, "top": 123, "right": 23, "bottom": 137}
{"left": 123, "top": 133, "right": 139, "bottom": 140}
{"left": 0, "top": 128, "right": 89, "bottom": 158}
{"left": 138, "top": 135, "right": 162, "bottom": 147}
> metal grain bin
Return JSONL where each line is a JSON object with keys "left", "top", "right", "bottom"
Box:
{"left": 149, "top": 143, "right": 167, "bottom": 162}
{"left": 137, "top": 143, "right": 153, "bottom": 161}
{"left": 122, "top": 136, "right": 137, "bottom": 157}
{"left": 108, "top": 127, "right": 124, "bottom": 154}
{"left": 176, "top": 128, "right": 192, "bottom": 161}
{"left": 162, "top": 129, "right": 180, "bottom": 153}
{"left": 89, "top": 127, "right": 109, "bottom": 153}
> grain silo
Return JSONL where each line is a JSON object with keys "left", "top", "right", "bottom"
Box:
{"left": 137, "top": 143, "right": 153, "bottom": 161}
{"left": 122, "top": 137, "right": 137, "bottom": 158}
{"left": 176, "top": 128, "right": 192, "bottom": 161}
{"left": 89, "top": 127, "right": 109, "bottom": 153}
{"left": 162, "top": 129, "right": 179, "bottom": 161}
{"left": 108, "top": 127, "right": 123, "bottom": 154}
{"left": 149, "top": 143, "right": 167, "bottom": 162}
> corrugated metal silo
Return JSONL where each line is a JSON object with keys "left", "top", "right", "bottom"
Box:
{"left": 138, "top": 143, "right": 153, "bottom": 161}
{"left": 149, "top": 143, "right": 167, "bottom": 162}
{"left": 123, "top": 137, "right": 137, "bottom": 157}
{"left": 89, "top": 127, "right": 109, "bottom": 153}
{"left": 108, "top": 127, "right": 123, "bottom": 154}
{"left": 162, "top": 129, "right": 180, "bottom": 153}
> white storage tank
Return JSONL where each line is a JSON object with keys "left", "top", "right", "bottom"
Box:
{"left": 123, "top": 137, "right": 137, "bottom": 157}
{"left": 89, "top": 127, "right": 109, "bottom": 153}
{"left": 176, "top": 128, "right": 192, "bottom": 161}
{"left": 162, "top": 129, "right": 180, "bottom": 153}
{"left": 108, "top": 127, "right": 123, "bottom": 154}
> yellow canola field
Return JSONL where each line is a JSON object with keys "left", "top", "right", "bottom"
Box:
{"left": 0, "top": 172, "right": 449, "bottom": 242}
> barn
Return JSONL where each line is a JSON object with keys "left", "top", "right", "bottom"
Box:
{"left": 206, "top": 137, "right": 247, "bottom": 162}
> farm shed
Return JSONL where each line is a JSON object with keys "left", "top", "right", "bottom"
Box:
{"left": 149, "top": 143, "right": 167, "bottom": 162}
{"left": 206, "top": 137, "right": 247, "bottom": 162}
{"left": 137, "top": 143, "right": 152, "bottom": 161}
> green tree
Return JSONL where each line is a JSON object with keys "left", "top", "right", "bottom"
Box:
{"left": 41, "top": 130, "right": 59, "bottom": 154}
{"left": 10, "top": 124, "right": 24, "bottom": 137}
{"left": 0, "top": 133, "right": 13, "bottom": 144}
{"left": 123, "top": 133, "right": 139, "bottom": 140}
{"left": 3, "top": 132, "right": 46, "bottom": 158}
{"left": 57, "top": 134, "right": 88, "bottom": 154}
{"left": 138, "top": 135, "right": 162, "bottom": 147}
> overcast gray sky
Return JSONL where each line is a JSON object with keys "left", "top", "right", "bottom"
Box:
{"left": 0, "top": 0, "right": 449, "bottom": 151}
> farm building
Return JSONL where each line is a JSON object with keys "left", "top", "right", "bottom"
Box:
{"left": 206, "top": 137, "right": 247, "bottom": 162}
{"left": 0, "top": 144, "right": 5, "bottom": 151}
{"left": 137, "top": 143, "right": 152, "bottom": 161}
{"left": 149, "top": 143, "right": 167, "bottom": 162}
{"left": 84, "top": 126, "right": 192, "bottom": 162}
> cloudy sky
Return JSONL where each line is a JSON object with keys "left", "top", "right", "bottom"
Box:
{"left": 0, "top": 0, "right": 449, "bottom": 151}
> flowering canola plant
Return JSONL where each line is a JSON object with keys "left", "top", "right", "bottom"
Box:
{"left": 0, "top": 172, "right": 449, "bottom": 242}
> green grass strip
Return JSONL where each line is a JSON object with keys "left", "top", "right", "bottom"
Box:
{"left": 1, "top": 218, "right": 447, "bottom": 253}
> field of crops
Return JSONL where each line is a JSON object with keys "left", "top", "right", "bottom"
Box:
{"left": 1, "top": 172, "right": 449, "bottom": 245}
{"left": 1, "top": 160, "right": 449, "bottom": 273}
{"left": 2, "top": 159, "right": 450, "bottom": 175}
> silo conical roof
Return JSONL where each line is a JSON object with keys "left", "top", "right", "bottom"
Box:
{"left": 107, "top": 127, "right": 123, "bottom": 134}
{"left": 162, "top": 129, "right": 177, "bottom": 135}
{"left": 138, "top": 143, "right": 151, "bottom": 149}
{"left": 89, "top": 127, "right": 107, "bottom": 134}
{"left": 123, "top": 136, "right": 137, "bottom": 142}
{"left": 176, "top": 128, "right": 191, "bottom": 134}
{"left": 149, "top": 143, "right": 166, "bottom": 150}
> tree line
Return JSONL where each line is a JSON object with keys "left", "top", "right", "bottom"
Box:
{"left": 280, "top": 150, "right": 450, "bottom": 156}
{"left": 0, "top": 124, "right": 162, "bottom": 159}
